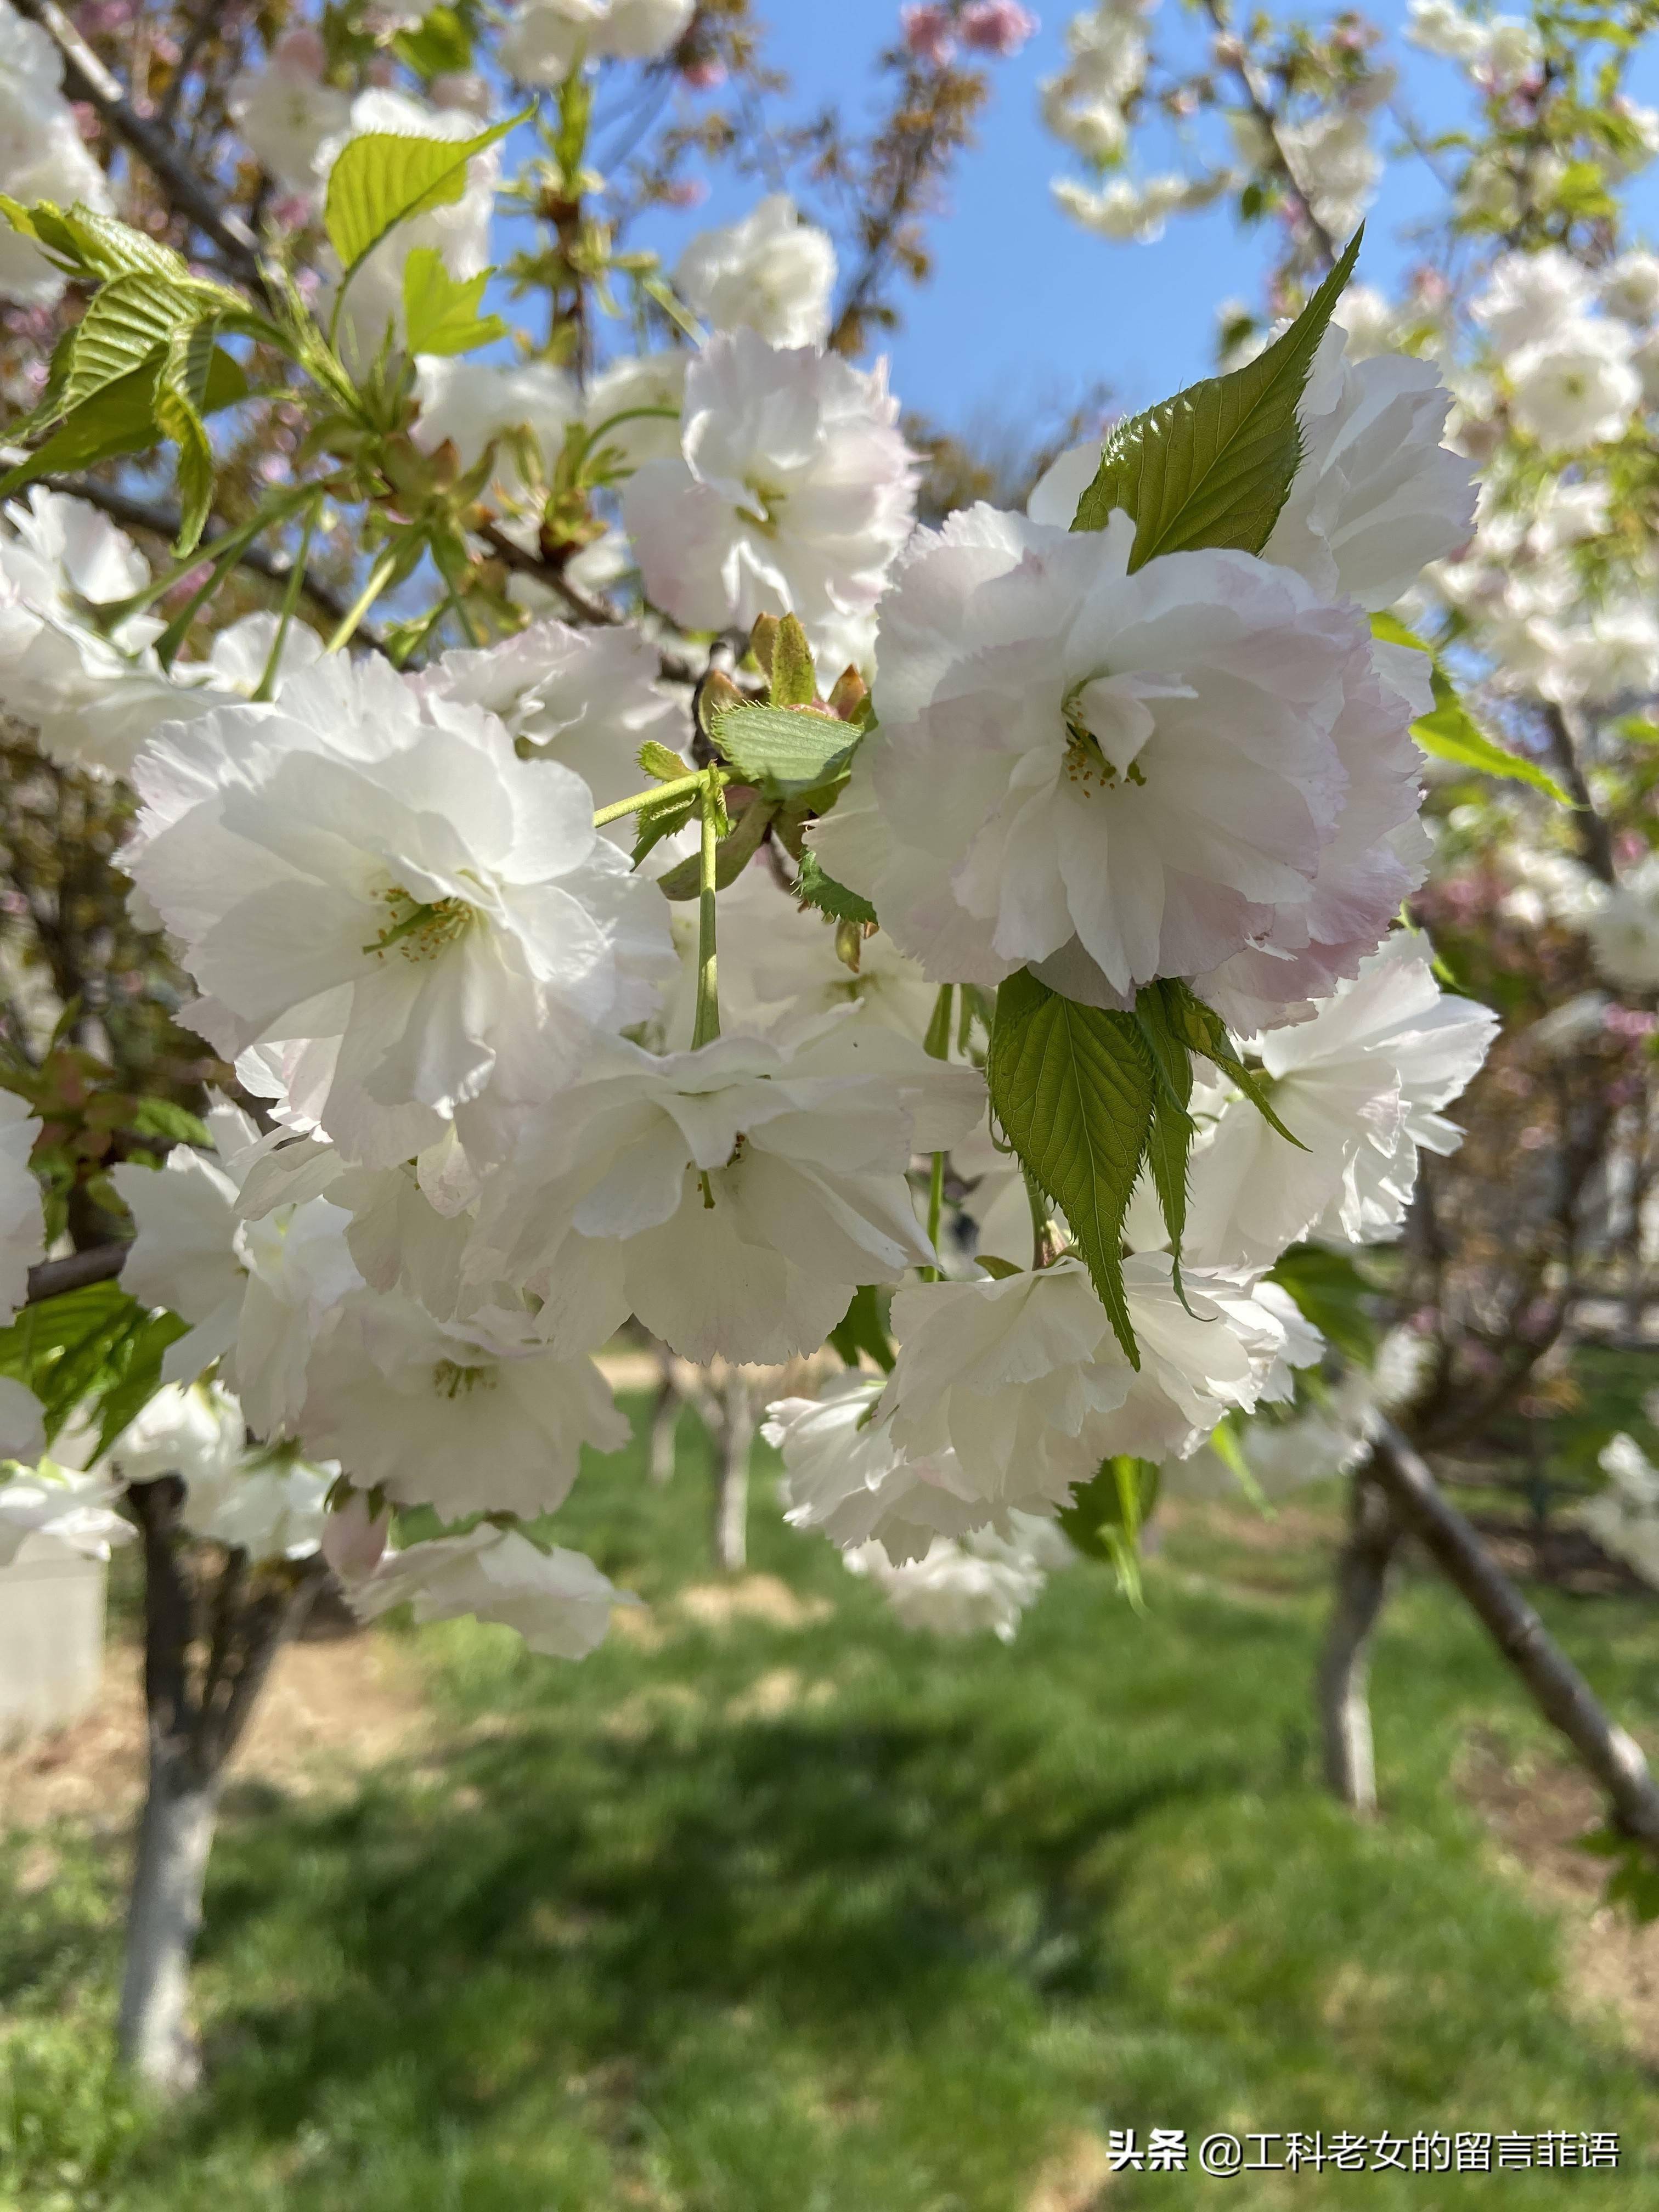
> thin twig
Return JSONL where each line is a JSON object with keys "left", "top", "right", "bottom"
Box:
{"left": 479, "top": 522, "right": 704, "bottom": 685}
{"left": 11, "top": 0, "right": 267, "bottom": 298}
{"left": 1200, "top": 0, "right": 1339, "bottom": 269}
{"left": 43, "top": 477, "right": 387, "bottom": 655}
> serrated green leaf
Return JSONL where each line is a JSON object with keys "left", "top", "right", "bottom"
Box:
{"left": 769, "top": 614, "right": 817, "bottom": 708}
{"left": 987, "top": 968, "right": 1156, "bottom": 1365}
{"left": 60, "top": 274, "right": 208, "bottom": 416}
{"left": 326, "top": 112, "right": 522, "bottom": 284}
{"left": 631, "top": 788, "right": 700, "bottom": 867}
{"left": 637, "top": 740, "right": 689, "bottom": 783}
{"left": 1155, "top": 980, "right": 1305, "bottom": 1150}
{"left": 401, "top": 245, "right": 507, "bottom": 356}
{"left": 711, "top": 704, "right": 855, "bottom": 792}
{"left": 793, "top": 850, "right": 878, "bottom": 927}
{"left": 1371, "top": 613, "right": 1570, "bottom": 802}
{"left": 3, "top": 197, "right": 189, "bottom": 283}
{"left": 656, "top": 794, "right": 776, "bottom": 900}
{"left": 92, "top": 1308, "right": 191, "bottom": 1457}
{"left": 828, "top": 1284, "right": 895, "bottom": 1373}
{"left": 1073, "top": 228, "right": 1362, "bottom": 565}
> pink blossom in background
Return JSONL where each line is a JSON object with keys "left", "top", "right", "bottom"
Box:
{"left": 1605, "top": 1003, "right": 1659, "bottom": 1041}
{"left": 271, "top": 192, "right": 315, "bottom": 231}
{"left": 680, "top": 57, "right": 727, "bottom": 89}
{"left": 272, "top": 23, "right": 328, "bottom": 75}
{"left": 661, "top": 178, "right": 710, "bottom": 208}
{"left": 901, "top": 3, "right": 957, "bottom": 67}
{"left": 960, "top": 0, "right": 1039, "bottom": 55}
{"left": 74, "top": 0, "right": 138, "bottom": 33}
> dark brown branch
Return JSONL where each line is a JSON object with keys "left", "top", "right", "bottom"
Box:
{"left": 480, "top": 522, "right": 704, "bottom": 685}
{"left": 12, "top": 0, "right": 266, "bottom": 297}
{"left": 27, "top": 1241, "right": 129, "bottom": 1301}
{"left": 1368, "top": 1423, "right": 1659, "bottom": 1847}
{"left": 127, "top": 1476, "right": 196, "bottom": 1752}
{"left": 1542, "top": 701, "right": 1617, "bottom": 886}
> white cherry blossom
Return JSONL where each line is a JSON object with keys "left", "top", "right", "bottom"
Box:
{"left": 621, "top": 330, "right": 917, "bottom": 669}
{"left": 125, "top": 654, "right": 675, "bottom": 1169}
{"left": 348, "top": 1525, "right": 635, "bottom": 1658}
{"left": 813, "top": 504, "right": 1420, "bottom": 1019}
{"left": 227, "top": 26, "right": 352, "bottom": 197}
{"left": 466, "top": 1016, "right": 984, "bottom": 1366}
{"left": 295, "top": 1291, "right": 627, "bottom": 1519}
{"left": 0, "top": 0, "right": 115, "bottom": 304}
{"left": 674, "top": 195, "right": 838, "bottom": 348}
{"left": 843, "top": 1516, "right": 1071, "bottom": 1643}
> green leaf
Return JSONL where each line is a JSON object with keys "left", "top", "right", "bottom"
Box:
{"left": 637, "top": 740, "right": 689, "bottom": 783}
{"left": 60, "top": 273, "right": 208, "bottom": 415}
{"left": 128, "top": 1098, "right": 212, "bottom": 1148}
{"left": 710, "top": 704, "right": 856, "bottom": 794}
{"left": 828, "top": 1285, "right": 895, "bottom": 1374}
{"left": 394, "top": 4, "right": 474, "bottom": 77}
{"left": 793, "top": 850, "right": 878, "bottom": 927}
{"left": 92, "top": 1308, "right": 191, "bottom": 1458}
{"left": 975, "top": 1254, "right": 1024, "bottom": 1280}
{"left": 1, "top": 196, "right": 188, "bottom": 284}
{"left": 1073, "top": 227, "right": 1362, "bottom": 566}
{"left": 325, "top": 111, "right": 522, "bottom": 284}
{"left": 655, "top": 794, "right": 777, "bottom": 900}
{"left": 1267, "top": 1244, "right": 1380, "bottom": 1363}
{"left": 1132, "top": 985, "right": 1197, "bottom": 1304}
{"left": 1370, "top": 613, "right": 1568, "bottom": 802}
{"left": 401, "top": 245, "right": 508, "bottom": 356}
{"left": 0, "top": 364, "right": 163, "bottom": 495}
{"left": 986, "top": 968, "right": 1156, "bottom": 1365}
{"left": 1057, "top": 1455, "right": 1160, "bottom": 1606}
{"left": 631, "top": 787, "right": 701, "bottom": 867}
{"left": 1155, "top": 980, "right": 1305, "bottom": 1150}
{"left": 155, "top": 317, "right": 222, "bottom": 555}
{"left": 769, "top": 614, "right": 817, "bottom": 708}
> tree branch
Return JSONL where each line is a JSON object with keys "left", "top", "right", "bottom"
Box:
{"left": 1542, "top": 701, "right": 1617, "bottom": 886}
{"left": 27, "top": 1240, "right": 129, "bottom": 1302}
{"left": 12, "top": 0, "right": 267, "bottom": 298}
{"left": 1368, "top": 1422, "right": 1659, "bottom": 1847}
{"left": 44, "top": 477, "right": 388, "bottom": 657}
{"left": 1200, "top": 0, "right": 1340, "bottom": 270}
{"left": 479, "top": 522, "right": 704, "bottom": 685}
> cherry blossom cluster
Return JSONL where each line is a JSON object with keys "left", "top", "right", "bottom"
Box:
{"left": 0, "top": 10, "right": 1502, "bottom": 1656}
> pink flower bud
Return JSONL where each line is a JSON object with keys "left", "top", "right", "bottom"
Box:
{"left": 680, "top": 57, "right": 727, "bottom": 88}
{"left": 662, "top": 177, "right": 709, "bottom": 207}
{"left": 960, "top": 1, "right": 1039, "bottom": 57}
{"left": 321, "top": 1493, "right": 392, "bottom": 1583}
{"left": 901, "top": 3, "right": 957, "bottom": 67}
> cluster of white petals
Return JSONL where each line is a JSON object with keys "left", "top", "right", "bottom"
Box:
{"left": 843, "top": 1515, "right": 1073, "bottom": 1643}
{"left": 814, "top": 504, "right": 1424, "bottom": 1026}
{"left": 0, "top": 1459, "right": 134, "bottom": 1565}
{"left": 125, "top": 654, "right": 675, "bottom": 1168}
{"left": 1170, "top": 933, "right": 1497, "bottom": 1269}
{"left": 1579, "top": 1435, "right": 1659, "bottom": 1588}
{"left": 675, "top": 195, "right": 838, "bottom": 349}
{"left": 500, "top": 0, "right": 694, "bottom": 82}
{"left": 465, "top": 1017, "right": 983, "bottom": 1364}
{"left": 622, "top": 330, "right": 918, "bottom": 670}
{"left": 0, "top": 492, "right": 323, "bottom": 778}
{"left": 1472, "top": 250, "right": 1641, "bottom": 449}
{"left": 0, "top": 0, "right": 114, "bottom": 304}
{"left": 349, "top": 1525, "right": 636, "bottom": 1657}
{"left": 0, "top": 1088, "right": 44, "bottom": 1315}
{"left": 227, "top": 25, "right": 352, "bottom": 198}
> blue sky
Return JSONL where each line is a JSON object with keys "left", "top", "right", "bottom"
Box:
{"left": 613, "top": 0, "right": 1659, "bottom": 435}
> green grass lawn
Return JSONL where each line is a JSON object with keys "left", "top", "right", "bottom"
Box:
{"left": 3, "top": 1397, "right": 1658, "bottom": 2210}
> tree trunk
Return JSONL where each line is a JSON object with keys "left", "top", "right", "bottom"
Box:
{"left": 649, "top": 1357, "right": 681, "bottom": 1487}
{"left": 712, "top": 1374, "right": 753, "bottom": 1574}
{"left": 1368, "top": 1421, "right": 1659, "bottom": 1847}
{"left": 116, "top": 1747, "right": 220, "bottom": 2097}
{"left": 1317, "top": 1469, "right": 1401, "bottom": 1816}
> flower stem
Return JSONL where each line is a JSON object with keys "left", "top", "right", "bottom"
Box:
{"left": 691, "top": 772, "right": 721, "bottom": 1051}
{"left": 326, "top": 548, "right": 400, "bottom": 655}
{"left": 1025, "top": 1170, "right": 1053, "bottom": 1273}
{"left": 923, "top": 983, "right": 954, "bottom": 1061}
{"left": 251, "top": 490, "right": 324, "bottom": 704}
{"left": 919, "top": 1150, "right": 947, "bottom": 1282}
{"left": 591, "top": 770, "right": 714, "bottom": 828}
